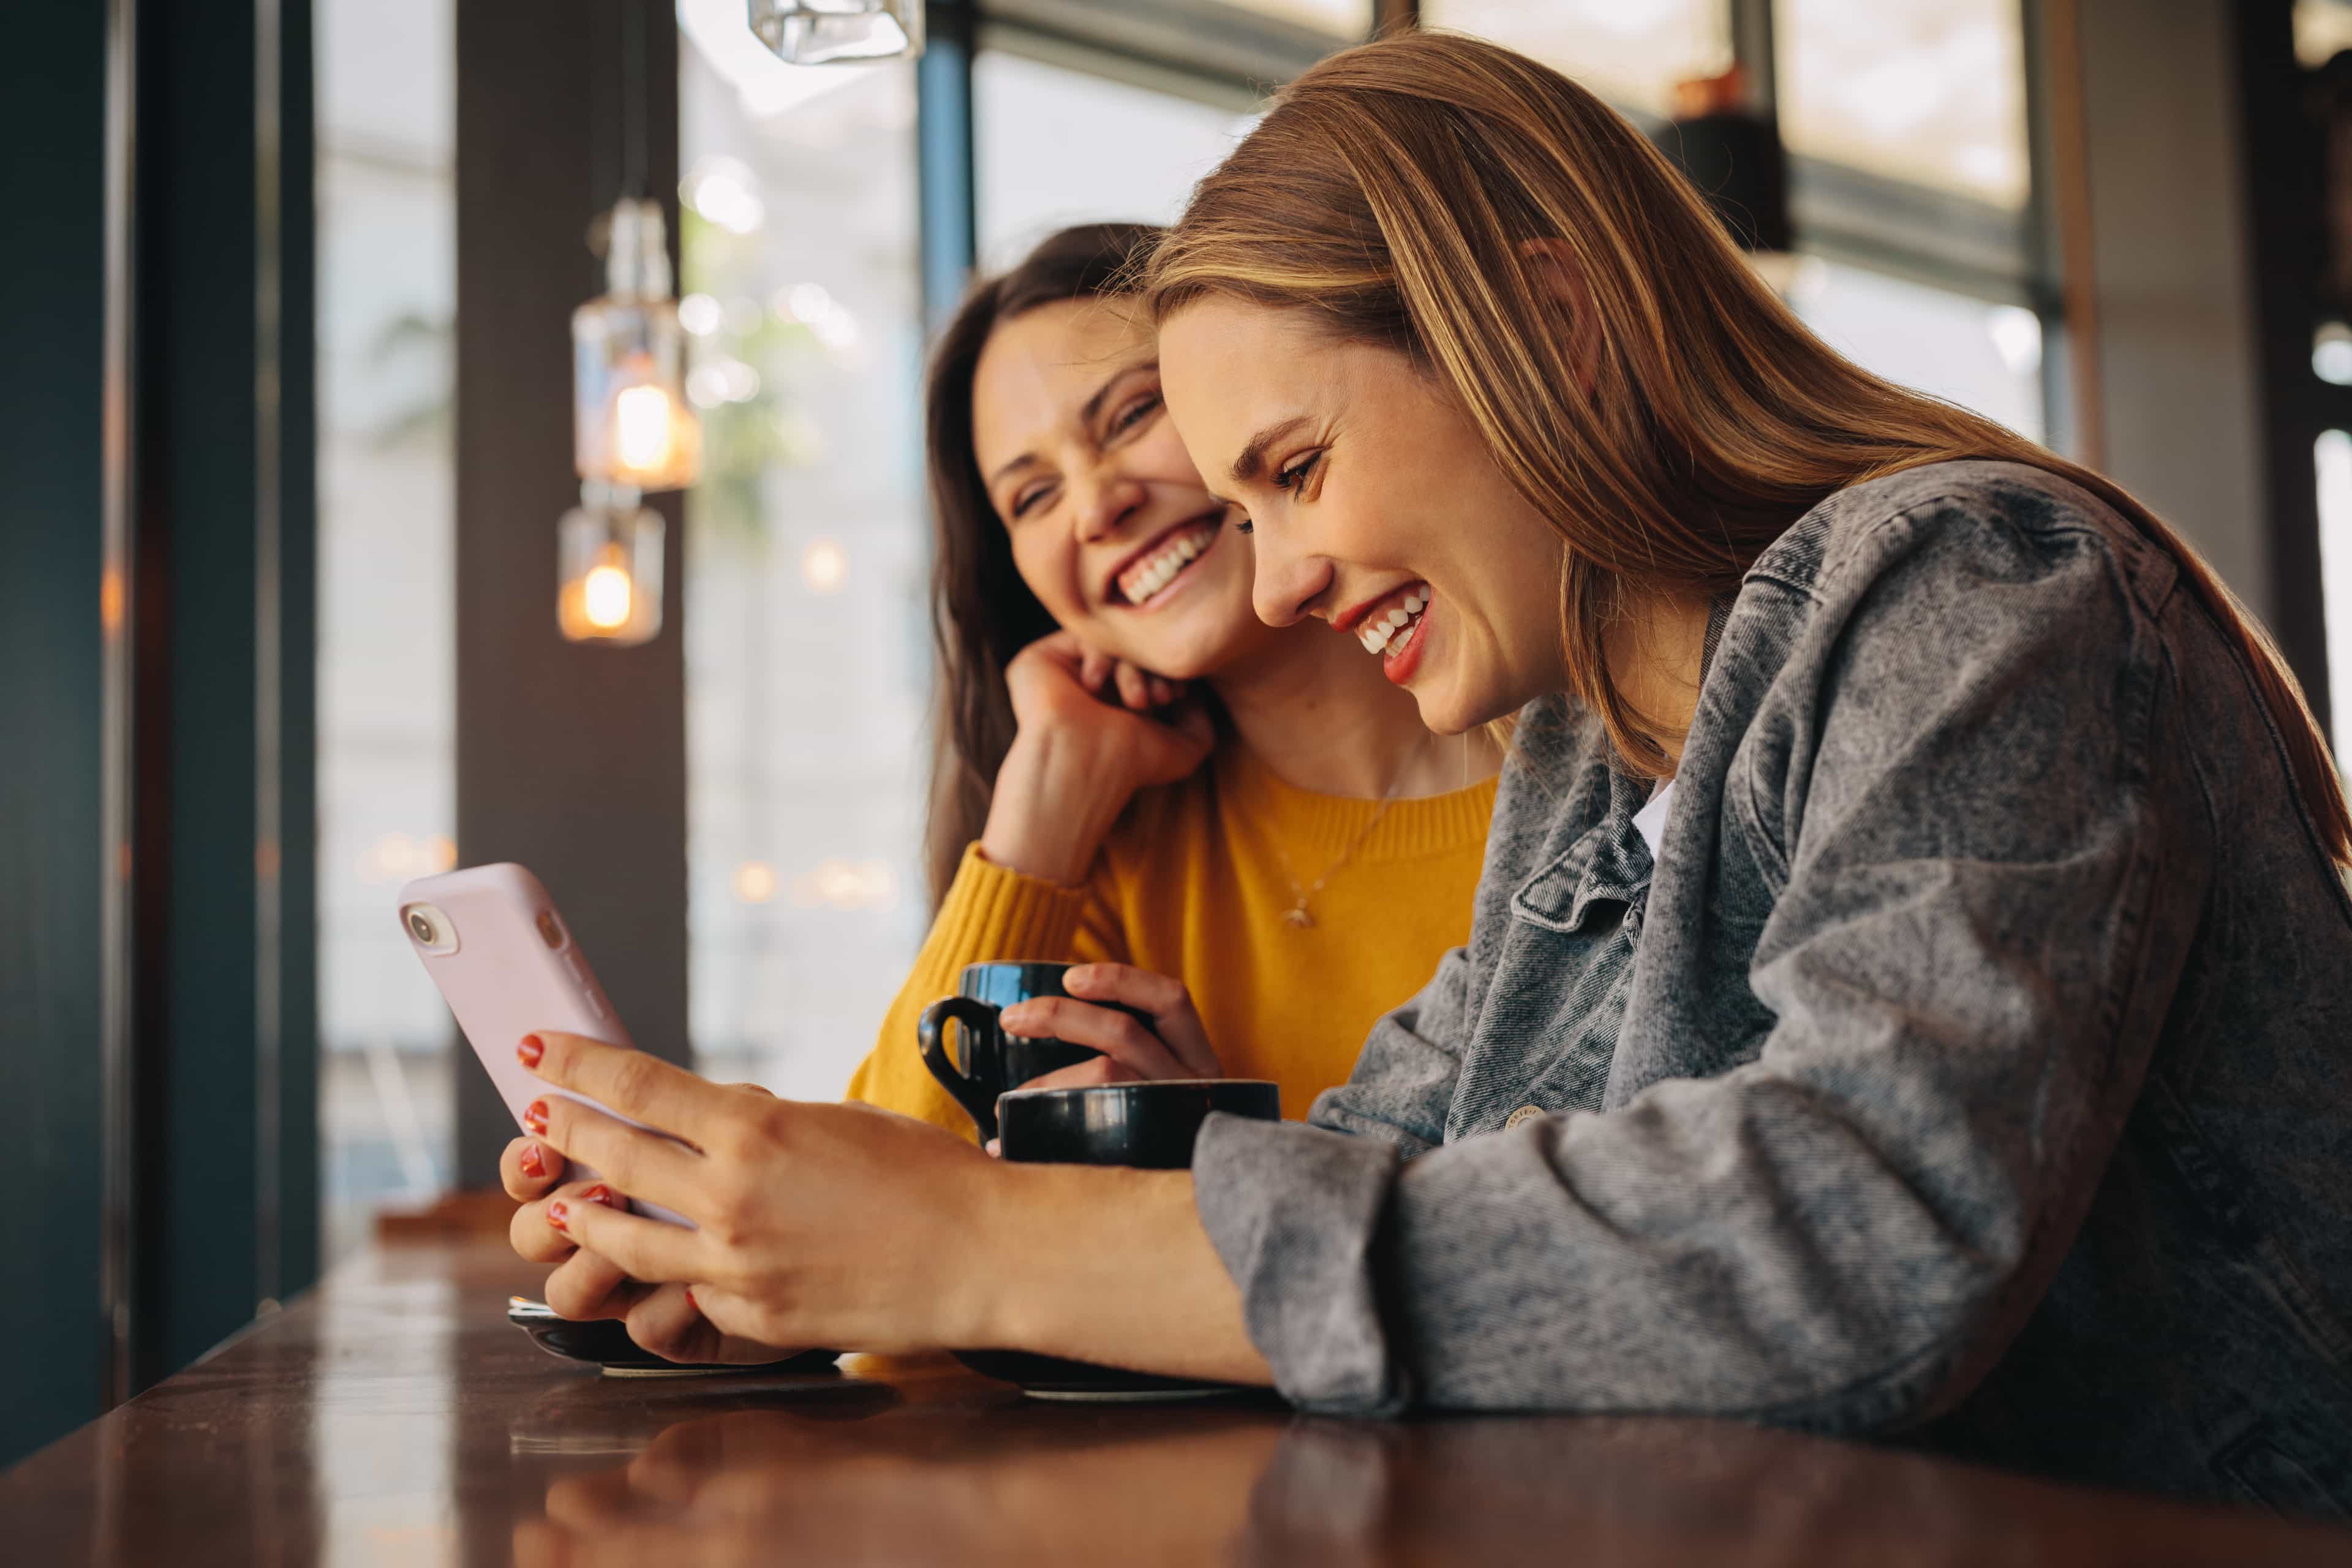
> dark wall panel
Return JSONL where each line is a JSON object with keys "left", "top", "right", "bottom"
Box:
{"left": 141, "top": 0, "right": 262, "bottom": 1381}
{"left": 134, "top": 0, "right": 319, "bottom": 1385}
{"left": 454, "top": 0, "right": 688, "bottom": 1187}
{"left": 0, "top": 0, "right": 109, "bottom": 1470}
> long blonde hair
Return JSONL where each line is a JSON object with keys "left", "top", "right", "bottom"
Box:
{"left": 1146, "top": 31, "right": 2351, "bottom": 865}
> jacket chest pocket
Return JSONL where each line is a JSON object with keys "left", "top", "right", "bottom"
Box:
{"left": 1452, "top": 829, "right": 1652, "bottom": 1134}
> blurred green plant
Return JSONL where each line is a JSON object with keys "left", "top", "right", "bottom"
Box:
{"left": 680, "top": 203, "right": 826, "bottom": 554}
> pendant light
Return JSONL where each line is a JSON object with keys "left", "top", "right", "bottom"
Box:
{"left": 747, "top": 0, "right": 925, "bottom": 65}
{"left": 557, "top": 480, "right": 666, "bottom": 646}
{"left": 572, "top": 197, "right": 701, "bottom": 499}
{"left": 562, "top": 0, "right": 696, "bottom": 645}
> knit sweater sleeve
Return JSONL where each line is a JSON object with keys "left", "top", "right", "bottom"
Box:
{"left": 844, "top": 843, "right": 1126, "bottom": 1140}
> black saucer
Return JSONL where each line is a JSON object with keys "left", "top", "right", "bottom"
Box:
{"left": 951, "top": 1348, "right": 1257, "bottom": 1402}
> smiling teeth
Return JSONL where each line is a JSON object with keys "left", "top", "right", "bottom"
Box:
{"left": 1118, "top": 522, "right": 1218, "bottom": 604}
{"left": 1357, "top": 590, "right": 1427, "bottom": 655}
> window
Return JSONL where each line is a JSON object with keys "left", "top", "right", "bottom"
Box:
{"left": 315, "top": 0, "right": 458, "bottom": 1261}
{"left": 1775, "top": 0, "right": 2030, "bottom": 209}
{"left": 1404, "top": 2, "right": 2049, "bottom": 443}
{"left": 1419, "top": 0, "right": 1731, "bottom": 118}
{"left": 678, "top": 27, "right": 929, "bottom": 1098}
{"left": 974, "top": 50, "right": 1260, "bottom": 267}
{"left": 1788, "top": 259, "right": 2045, "bottom": 441}
{"left": 2314, "top": 432, "right": 2352, "bottom": 761}
{"left": 1221, "top": 0, "right": 1371, "bottom": 35}
{"left": 2297, "top": 0, "right": 2352, "bottom": 69}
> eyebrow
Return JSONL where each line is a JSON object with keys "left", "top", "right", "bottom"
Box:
{"left": 1227, "top": 416, "right": 1311, "bottom": 488}
{"left": 984, "top": 358, "right": 1159, "bottom": 492}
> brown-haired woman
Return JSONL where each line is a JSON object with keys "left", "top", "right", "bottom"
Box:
{"left": 499, "top": 37, "right": 2352, "bottom": 1512}
{"left": 838, "top": 222, "right": 1499, "bottom": 1131}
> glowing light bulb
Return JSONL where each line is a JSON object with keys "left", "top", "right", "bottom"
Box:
{"left": 614, "top": 385, "right": 677, "bottom": 475}
{"left": 582, "top": 551, "right": 635, "bottom": 631}
{"left": 801, "top": 538, "right": 848, "bottom": 594}
{"left": 571, "top": 202, "right": 701, "bottom": 491}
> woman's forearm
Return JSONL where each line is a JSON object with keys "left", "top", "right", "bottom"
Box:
{"left": 979, "top": 732, "right": 1136, "bottom": 887}
{"left": 972, "top": 1162, "right": 1273, "bottom": 1387}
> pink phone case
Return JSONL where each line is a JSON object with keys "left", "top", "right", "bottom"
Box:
{"left": 398, "top": 862, "right": 690, "bottom": 1227}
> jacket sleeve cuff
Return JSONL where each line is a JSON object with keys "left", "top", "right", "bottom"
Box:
{"left": 1191, "top": 1111, "right": 1407, "bottom": 1414}
{"left": 928, "top": 842, "right": 1092, "bottom": 962}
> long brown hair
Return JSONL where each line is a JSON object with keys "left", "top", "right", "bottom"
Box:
{"left": 1146, "top": 31, "right": 2351, "bottom": 865}
{"left": 921, "top": 223, "right": 1166, "bottom": 908}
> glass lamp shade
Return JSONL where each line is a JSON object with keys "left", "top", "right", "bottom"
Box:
{"left": 747, "top": 0, "right": 925, "bottom": 64}
{"left": 558, "top": 491, "right": 665, "bottom": 646}
{"left": 573, "top": 297, "right": 702, "bottom": 492}
{"left": 574, "top": 198, "right": 703, "bottom": 492}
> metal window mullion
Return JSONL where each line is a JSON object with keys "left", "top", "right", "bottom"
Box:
{"left": 99, "top": 0, "right": 140, "bottom": 1411}
{"left": 252, "top": 0, "right": 285, "bottom": 1321}
{"left": 920, "top": 0, "right": 978, "bottom": 334}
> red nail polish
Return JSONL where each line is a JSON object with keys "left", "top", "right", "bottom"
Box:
{"left": 684, "top": 1288, "right": 698, "bottom": 1313}
{"left": 518, "top": 1143, "right": 545, "bottom": 1179}
{"left": 518, "top": 1033, "right": 545, "bottom": 1067}
{"left": 546, "top": 1200, "right": 569, "bottom": 1230}
{"left": 522, "top": 1099, "right": 548, "bottom": 1136}
{"left": 582, "top": 1184, "right": 617, "bottom": 1208}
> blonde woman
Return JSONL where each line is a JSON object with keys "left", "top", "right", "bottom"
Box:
{"left": 503, "top": 35, "right": 2352, "bottom": 1512}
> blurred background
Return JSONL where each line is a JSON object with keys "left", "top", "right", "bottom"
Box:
{"left": 7, "top": 0, "right": 2352, "bottom": 1466}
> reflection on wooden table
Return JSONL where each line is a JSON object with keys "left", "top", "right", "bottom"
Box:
{"left": 7, "top": 1242, "right": 2348, "bottom": 1566}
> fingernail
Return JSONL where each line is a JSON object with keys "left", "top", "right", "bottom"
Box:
{"left": 582, "top": 1184, "right": 619, "bottom": 1209}
{"left": 523, "top": 1099, "right": 548, "bottom": 1137}
{"left": 518, "top": 1142, "right": 545, "bottom": 1179}
{"left": 518, "top": 1033, "right": 545, "bottom": 1068}
{"left": 684, "top": 1288, "right": 698, "bottom": 1313}
{"left": 546, "top": 1200, "right": 569, "bottom": 1231}
{"left": 1065, "top": 966, "right": 1094, "bottom": 987}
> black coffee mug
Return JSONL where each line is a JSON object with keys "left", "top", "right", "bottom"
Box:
{"left": 997, "top": 1079, "right": 1281, "bottom": 1168}
{"left": 957, "top": 1078, "right": 1280, "bottom": 1400}
{"left": 916, "top": 961, "right": 1147, "bottom": 1142}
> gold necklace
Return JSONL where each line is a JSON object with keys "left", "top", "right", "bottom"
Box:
{"left": 1267, "top": 749, "right": 1417, "bottom": 930}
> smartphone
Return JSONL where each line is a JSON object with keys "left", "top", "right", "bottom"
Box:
{"left": 505, "top": 1297, "right": 840, "bottom": 1377}
{"left": 398, "top": 862, "right": 690, "bottom": 1227}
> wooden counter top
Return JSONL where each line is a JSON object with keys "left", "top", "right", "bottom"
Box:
{"left": 7, "top": 1240, "right": 2348, "bottom": 1564}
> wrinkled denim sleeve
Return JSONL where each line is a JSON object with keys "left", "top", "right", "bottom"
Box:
{"left": 1194, "top": 498, "right": 2201, "bottom": 1422}
{"left": 1189, "top": 943, "right": 1479, "bottom": 1411}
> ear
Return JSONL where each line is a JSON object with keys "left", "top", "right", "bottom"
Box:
{"left": 1517, "top": 238, "right": 1601, "bottom": 397}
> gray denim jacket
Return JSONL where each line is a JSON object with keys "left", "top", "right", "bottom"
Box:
{"left": 1191, "top": 461, "right": 2352, "bottom": 1512}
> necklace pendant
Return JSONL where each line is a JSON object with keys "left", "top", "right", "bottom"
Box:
{"left": 1282, "top": 906, "right": 1316, "bottom": 930}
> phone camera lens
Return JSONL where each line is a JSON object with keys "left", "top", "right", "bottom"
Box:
{"left": 407, "top": 910, "right": 435, "bottom": 944}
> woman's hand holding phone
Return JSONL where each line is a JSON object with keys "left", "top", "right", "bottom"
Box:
{"left": 500, "top": 1077, "right": 804, "bottom": 1365}
{"left": 981, "top": 630, "right": 1215, "bottom": 886}
{"left": 507, "top": 1030, "right": 1270, "bottom": 1385}
{"left": 505, "top": 1033, "right": 1013, "bottom": 1359}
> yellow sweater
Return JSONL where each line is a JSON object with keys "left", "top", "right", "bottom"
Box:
{"left": 845, "top": 741, "right": 1497, "bottom": 1135}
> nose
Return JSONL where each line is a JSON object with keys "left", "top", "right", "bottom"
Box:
{"left": 1251, "top": 529, "right": 1332, "bottom": 630}
{"left": 1069, "top": 459, "right": 1147, "bottom": 545}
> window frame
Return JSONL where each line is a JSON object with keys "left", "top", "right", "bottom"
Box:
{"left": 927, "top": 0, "right": 2067, "bottom": 447}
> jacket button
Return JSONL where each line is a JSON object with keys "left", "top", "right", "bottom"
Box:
{"left": 1504, "top": 1104, "right": 1544, "bottom": 1131}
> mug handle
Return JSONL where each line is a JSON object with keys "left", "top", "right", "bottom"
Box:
{"left": 917, "top": 996, "right": 1005, "bottom": 1142}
